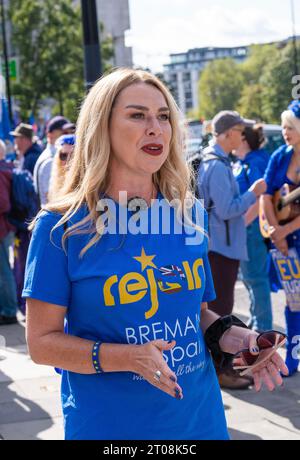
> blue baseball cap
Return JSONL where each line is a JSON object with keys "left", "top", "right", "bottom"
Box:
{"left": 56, "top": 134, "right": 76, "bottom": 147}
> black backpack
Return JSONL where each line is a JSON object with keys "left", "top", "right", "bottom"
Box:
{"left": 190, "top": 150, "right": 232, "bottom": 246}
{"left": 188, "top": 150, "right": 229, "bottom": 198}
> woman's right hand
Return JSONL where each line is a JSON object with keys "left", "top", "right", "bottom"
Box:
{"left": 129, "top": 339, "right": 183, "bottom": 400}
{"left": 249, "top": 178, "right": 267, "bottom": 197}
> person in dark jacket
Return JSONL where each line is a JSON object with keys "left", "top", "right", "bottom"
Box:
{"left": 0, "top": 140, "right": 18, "bottom": 325}
{"left": 10, "top": 123, "right": 42, "bottom": 174}
{"left": 10, "top": 124, "right": 41, "bottom": 315}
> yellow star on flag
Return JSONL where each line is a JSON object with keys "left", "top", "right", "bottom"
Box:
{"left": 133, "top": 247, "right": 157, "bottom": 271}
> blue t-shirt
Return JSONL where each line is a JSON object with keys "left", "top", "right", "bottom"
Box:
{"left": 23, "top": 195, "right": 229, "bottom": 440}
{"left": 263, "top": 144, "right": 300, "bottom": 291}
{"left": 264, "top": 144, "right": 300, "bottom": 245}
{"left": 233, "top": 148, "right": 270, "bottom": 195}
{"left": 233, "top": 148, "right": 270, "bottom": 226}
{"left": 264, "top": 144, "right": 295, "bottom": 196}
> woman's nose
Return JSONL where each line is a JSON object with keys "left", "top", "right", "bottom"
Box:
{"left": 145, "top": 116, "right": 162, "bottom": 136}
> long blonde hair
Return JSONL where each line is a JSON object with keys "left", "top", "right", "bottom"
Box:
{"left": 31, "top": 68, "right": 197, "bottom": 255}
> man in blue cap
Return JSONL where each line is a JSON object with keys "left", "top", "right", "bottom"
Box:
{"left": 33, "top": 115, "right": 69, "bottom": 206}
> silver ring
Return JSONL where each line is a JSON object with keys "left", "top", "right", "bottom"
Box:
{"left": 153, "top": 370, "right": 161, "bottom": 382}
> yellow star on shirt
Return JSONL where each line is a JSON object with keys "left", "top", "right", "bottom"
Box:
{"left": 133, "top": 247, "right": 157, "bottom": 271}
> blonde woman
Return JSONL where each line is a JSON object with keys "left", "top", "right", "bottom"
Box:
{"left": 262, "top": 100, "right": 300, "bottom": 376}
{"left": 23, "top": 69, "right": 287, "bottom": 440}
{"left": 48, "top": 134, "right": 75, "bottom": 203}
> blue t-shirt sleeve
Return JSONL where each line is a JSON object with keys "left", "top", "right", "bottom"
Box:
{"left": 202, "top": 208, "right": 216, "bottom": 303}
{"left": 22, "top": 212, "right": 70, "bottom": 307}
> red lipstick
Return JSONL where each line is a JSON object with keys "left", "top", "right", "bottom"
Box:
{"left": 141, "top": 143, "right": 163, "bottom": 156}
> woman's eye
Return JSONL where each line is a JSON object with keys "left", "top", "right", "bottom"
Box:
{"left": 131, "top": 112, "right": 144, "bottom": 119}
{"left": 159, "top": 113, "right": 170, "bottom": 121}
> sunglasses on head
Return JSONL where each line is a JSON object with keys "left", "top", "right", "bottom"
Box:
{"left": 232, "top": 330, "right": 287, "bottom": 375}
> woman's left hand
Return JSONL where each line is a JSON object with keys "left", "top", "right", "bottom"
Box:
{"left": 269, "top": 224, "right": 290, "bottom": 244}
{"left": 241, "top": 333, "right": 289, "bottom": 392}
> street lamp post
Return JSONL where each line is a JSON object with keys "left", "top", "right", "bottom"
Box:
{"left": 0, "top": 0, "right": 13, "bottom": 123}
{"left": 81, "top": 0, "right": 102, "bottom": 92}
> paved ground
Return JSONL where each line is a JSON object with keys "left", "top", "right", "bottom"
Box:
{"left": 223, "top": 283, "right": 300, "bottom": 440}
{"left": 0, "top": 281, "right": 299, "bottom": 440}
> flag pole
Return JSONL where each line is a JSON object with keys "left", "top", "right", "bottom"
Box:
{"left": 0, "top": 0, "right": 13, "bottom": 123}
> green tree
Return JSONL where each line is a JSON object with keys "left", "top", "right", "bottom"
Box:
{"left": 198, "top": 41, "right": 300, "bottom": 124}
{"left": 237, "top": 84, "right": 264, "bottom": 121}
{"left": 198, "top": 58, "right": 245, "bottom": 119}
{"left": 9, "top": 0, "right": 84, "bottom": 120}
{"left": 9, "top": 0, "right": 114, "bottom": 121}
{"left": 237, "top": 44, "right": 278, "bottom": 120}
{"left": 240, "top": 44, "right": 277, "bottom": 85}
{"left": 260, "top": 42, "right": 300, "bottom": 123}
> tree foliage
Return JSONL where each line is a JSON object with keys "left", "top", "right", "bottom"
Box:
{"left": 198, "top": 58, "right": 245, "bottom": 119}
{"left": 198, "top": 41, "right": 300, "bottom": 124}
{"left": 9, "top": 0, "right": 114, "bottom": 121}
{"left": 237, "top": 84, "right": 264, "bottom": 121}
{"left": 260, "top": 42, "right": 300, "bottom": 123}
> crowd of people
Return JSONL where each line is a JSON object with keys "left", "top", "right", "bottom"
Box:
{"left": 197, "top": 104, "right": 300, "bottom": 388}
{"left": 0, "top": 116, "right": 75, "bottom": 324}
{"left": 0, "top": 67, "right": 298, "bottom": 439}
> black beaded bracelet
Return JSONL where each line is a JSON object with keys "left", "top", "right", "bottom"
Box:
{"left": 204, "top": 315, "right": 249, "bottom": 369}
{"left": 92, "top": 341, "right": 104, "bottom": 374}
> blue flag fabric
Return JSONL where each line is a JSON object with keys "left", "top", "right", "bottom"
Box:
{"left": 0, "top": 96, "right": 12, "bottom": 141}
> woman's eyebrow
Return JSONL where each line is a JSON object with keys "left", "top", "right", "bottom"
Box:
{"left": 125, "top": 104, "right": 169, "bottom": 112}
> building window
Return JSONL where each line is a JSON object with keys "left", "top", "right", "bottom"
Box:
{"left": 171, "top": 54, "right": 187, "bottom": 64}
{"left": 175, "top": 64, "right": 185, "bottom": 70}
{"left": 186, "top": 100, "right": 194, "bottom": 110}
{"left": 183, "top": 72, "right": 191, "bottom": 81}
{"left": 205, "top": 51, "right": 215, "bottom": 59}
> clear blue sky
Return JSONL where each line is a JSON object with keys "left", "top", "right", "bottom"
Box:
{"left": 127, "top": 0, "right": 300, "bottom": 72}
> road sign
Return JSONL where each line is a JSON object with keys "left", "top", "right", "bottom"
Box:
{"left": 1, "top": 57, "right": 19, "bottom": 81}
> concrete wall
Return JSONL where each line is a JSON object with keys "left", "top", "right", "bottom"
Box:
{"left": 96, "top": 0, "right": 133, "bottom": 67}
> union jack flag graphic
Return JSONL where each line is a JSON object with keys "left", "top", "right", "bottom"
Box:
{"left": 158, "top": 265, "right": 186, "bottom": 280}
